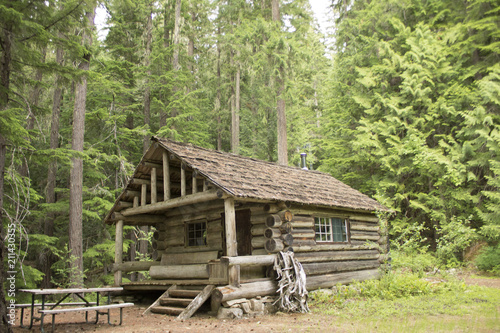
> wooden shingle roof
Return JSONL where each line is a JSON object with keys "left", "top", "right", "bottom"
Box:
{"left": 153, "top": 137, "right": 386, "bottom": 212}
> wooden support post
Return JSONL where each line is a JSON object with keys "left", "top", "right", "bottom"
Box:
{"left": 224, "top": 197, "right": 239, "bottom": 286}
{"left": 203, "top": 180, "right": 208, "bottom": 192}
{"left": 114, "top": 220, "right": 124, "bottom": 286}
{"left": 162, "top": 151, "right": 170, "bottom": 200}
{"left": 141, "top": 184, "right": 147, "bottom": 206}
{"left": 181, "top": 163, "right": 186, "bottom": 197}
{"left": 192, "top": 172, "right": 198, "bottom": 194}
{"left": 151, "top": 167, "right": 157, "bottom": 204}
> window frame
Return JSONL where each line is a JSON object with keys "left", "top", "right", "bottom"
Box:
{"left": 314, "top": 216, "right": 350, "bottom": 244}
{"left": 185, "top": 219, "right": 208, "bottom": 247}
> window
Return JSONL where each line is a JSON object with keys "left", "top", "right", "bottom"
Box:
{"left": 186, "top": 221, "right": 207, "bottom": 246}
{"left": 315, "top": 217, "right": 348, "bottom": 243}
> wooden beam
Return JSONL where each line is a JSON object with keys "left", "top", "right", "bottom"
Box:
{"left": 192, "top": 173, "right": 198, "bottom": 194}
{"left": 142, "top": 161, "right": 162, "bottom": 169}
{"left": 114, "top": 220, "right": 124, "bottom": 286}
{"left": 224, "top": 197, "right": 239, "bottom": 286}
{"left": 141, "top": 183, "right": 147, "bottom": 206}
{"left": 212, "top": 280, "right": 277, "bottom": 303}
{"left": 181, "top": 163, "right": 186, "bottom": 196}
{"left": 111, "top": 212, "right": 165, "bottom": 225}
{"left": 120, "top": 190, "right": 224, "bottom": 216}
{"left": 151, "top": 167, "right": 157, "bottom": 204}
{"left": 112, "top": 261, "right": 161, "bottom": 272}
{"left": 221, "top": 255, "right": 276, "bottom": 267}
{"left": 163, "top": 151, "right": 171, "bottom": 200}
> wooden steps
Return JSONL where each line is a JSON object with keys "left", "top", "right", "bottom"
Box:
{"left": 147, "top": 285, "right": 215, "bottom": 320}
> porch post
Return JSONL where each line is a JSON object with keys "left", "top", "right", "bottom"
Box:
{"left": 114, "top": 219, "right": 124, "bottom": 286}
{"left": 224, "top": 197, "right": 240, "bottom": 286}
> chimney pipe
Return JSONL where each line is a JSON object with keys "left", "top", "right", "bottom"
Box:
{"left": 300, "top": 153, "right": 308, "bottom": 170}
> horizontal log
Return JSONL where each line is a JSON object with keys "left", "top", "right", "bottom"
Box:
{"left": 121, "top": 190, "right": 224, "bottom": 216}
{"left": 266, "top": 215, "right": 282, "bottom": 228}
{"left": 221, "top": 255, "right": 276, "bottom": 267}
{"left": 161, "top": 250, "right": 220, "bottom": 265}
{"left": 292, "top": 215, "right": 314, "bottom": 225}
{"left": 280, "top": 222, "right": 292, "bottom": 234}
{"left": 378, "top": 235, "right": 388, "bottom": 245}
{"left": 264, "top": 228, "right": 281, "bottom": 239}
{"left": 163, "top": 246, "right": 222, "bottom": 254}
{"left": 278, "top": 210, "right": 293, "bottom": 222}
{"left": 350, "top": 223, "right": 380, "bottom": 232}
{"left": 111, "top": 212, "right": 165, "bottom": 225}
{"left": 149, "top": 264, "right": 209, "bottom": 279}
{"left": 290, "top": 239, "right": 315, "bottom": 247}
{"left": 265, "top": 238, "right": 284, "bottom": 252}
{"left": 281, "top": 233, "right": 294, "bottom": 246}
{"left": 294, "top": 250, "right": 380, "bottom": 263}
{"left": 302, "top": 260, "right": 380, "bottom": 276}
{"left": 306, "top": 269, "right": 380, "bottom": 290}
{"left": 117, "top": 201, "right": 133, "bottom": 209}
{"left": 213, "top": 279, "right": 278, "bottom": 303}
{"left": 251, "top": 236, "right": 266, "bottom": 249}
{"left": 163, "top": 200, "right": 225, "bottom": 219}
{"left": 291, "top": 221, "right": 314, "bottom": 229}
{"left": 252, "top": 249, "right": 270, "bottom": 255}
{"left": 291, "top": 230, "right": 315, "bottom": 239}
{"left": 349, "top": 215, "right": 379, "bottom": 223}
{"left": 293, "top": 244, "right": 377, "bottom": 252}
{"left": 350, "top": 234, "right": 380, "bottom": 241}
{"left": 251, "top": 224, "right": 267, "bottom": 236}
{"left": 250, "top": 215, "right": 269, "bottom": 225}
{"left": 112, "top": 261, "right": 161, "bottom": 272}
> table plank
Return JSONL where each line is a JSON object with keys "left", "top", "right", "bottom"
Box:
{"left": 19, "top": 287, "right": 123, "bottom": 295}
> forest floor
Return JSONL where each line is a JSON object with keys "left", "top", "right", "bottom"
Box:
{"left": 11, "top": 273, "right": 500, "bottom": 333}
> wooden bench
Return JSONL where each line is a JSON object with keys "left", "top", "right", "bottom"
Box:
{"left": 39, "top": 303, "right": 134, "bottom": 332}
{"left": 16, "top": 302, "right": 97, "bottom": 327}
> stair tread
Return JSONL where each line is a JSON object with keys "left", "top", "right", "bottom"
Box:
{"left": 169, "top": 290, "right": 200, "bottom": 297}
{"left": 161, "top": 297, "right": 194, "bottom": 302}
{"left": 150, "top": 306, "right": 184, "bottom": 315}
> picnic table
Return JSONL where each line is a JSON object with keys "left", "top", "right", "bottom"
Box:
{"left": 18, "top": 287, "right": 133, "bottom": 332}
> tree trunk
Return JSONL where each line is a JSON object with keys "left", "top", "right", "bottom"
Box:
{"left": 0, "top": 135, "right": 12, "bottom": 333}
{"left": 216, "top": 26, "right": 222, "bottom": 151}
{"left": 272, "top": 0, "right": 287, "bottom": 166}
{"left": 0, "top": 16, "right": 13, "bottom": 332}
{"left": 42, "top": 43, "right": 64, "bottom": 289}
{"left": 231, "top": 48, "right": 240, "bottom": 154}
{"left": 143, "top": 5, "right": 153, "bottom": 154}
{"left": 68, "top": 7, "right": 95, "bottom": 288}
{"left": 170, "top": 0, "right": 181, "bottom": 133}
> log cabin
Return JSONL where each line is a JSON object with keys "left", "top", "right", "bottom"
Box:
{"left": 104, "top": 136, "right": 389, "bottom": 318}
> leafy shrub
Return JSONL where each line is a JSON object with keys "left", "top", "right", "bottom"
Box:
{"left": 390, "top": 249, "right": 438, "bottom": 275}
{"left": 475, "top": 244, "right": 500, "bottom": 276}
{"left": 309, "top": 270, "right": 468, "bottom": 308}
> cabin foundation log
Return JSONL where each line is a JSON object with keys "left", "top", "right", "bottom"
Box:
{"left": 294, "top": 250, "right": 380, "bottom": 262}
{"left": 213, "top": 280, "right": 278, "bottom": 303}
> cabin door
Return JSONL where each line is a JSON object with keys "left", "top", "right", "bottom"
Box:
{"left": 235, "top": 209, "right": 252, "bottom": 256}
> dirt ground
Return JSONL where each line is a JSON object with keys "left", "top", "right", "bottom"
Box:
{"left": 11, "top": 275, "right": 500, "bottom": 333}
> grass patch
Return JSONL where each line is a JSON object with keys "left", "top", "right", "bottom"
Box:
{"left": 308, "top": 271, "right": 500, "bottom": 332}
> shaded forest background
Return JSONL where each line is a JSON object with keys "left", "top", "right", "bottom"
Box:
{"left": 0, "top": 0, "right": 499, "bottom": 321}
